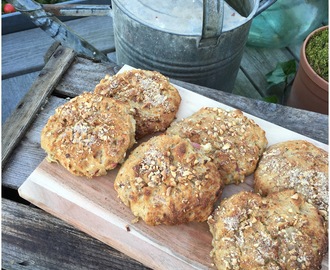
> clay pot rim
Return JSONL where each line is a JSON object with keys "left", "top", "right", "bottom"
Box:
{"left": 300, "top": 25, "right": 328, "bottom": 91}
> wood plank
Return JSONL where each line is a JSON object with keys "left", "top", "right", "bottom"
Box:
{"left": 2, "top": 96, "right": 65, "bottom": 190}
{"left": 18, "top": 83, "right": 328, "bottom": 269}
{"left": 2, "top": 16, "right": 115, "bottom": 79}
{"left": 19, "top": 163, "right": 216, "bottom": 269}
{"left": 2, "top": 198, "right": 149, "bottom": 270}
{"left": 287, "top": 43, "right": 301, "bottom": 61}
{"left": 55, "top": 56, "right": 119, "bottom": 97}
{"left": 1, "top": 0, "right": 111, "bottom": 34}
{"left": 240, "top": 46, "right": 295, "bottom": 97}
{"left": 59, "top": 16, "right": 114, "bottom": 53}
{"left": 2, "top": 46, "right": 76, "bottom": 166}
{"left": 2, "top": 71, "right": 39, "bottom": 123}
{"left": 233, "top": 68, "right": 262, "bottom": 99}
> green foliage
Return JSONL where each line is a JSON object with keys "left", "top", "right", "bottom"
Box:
{"left": 305, "top": 28, "right": 328, "bottom": 81}
{"left": 263, "top": 59, "right": 297, "bottom": 103}
{"left": 266, "top": 60, "right": 297, "bottom": 87}
{"left": 263, "top": 95, "right": 279, "bottom": 104}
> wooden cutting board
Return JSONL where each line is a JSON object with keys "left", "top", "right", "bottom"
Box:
{"left": 19, "top": 68, "right": 329, "bottom": 269}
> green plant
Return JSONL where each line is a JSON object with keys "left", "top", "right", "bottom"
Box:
{"left": 263, "top": 59, "right": 297, "bottom": 103}
{"left": 305, "top": 27, "right": 328, "bottom": 81}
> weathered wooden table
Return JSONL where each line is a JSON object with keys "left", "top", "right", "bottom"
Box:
{"left": 2, "top": 14, "right": 328, "bottom": 270}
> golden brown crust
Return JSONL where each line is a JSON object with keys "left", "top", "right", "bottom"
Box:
{"left": 166, "top": 107, "right": 268, "bottom": 185}
{"left": 41, "top": 92, "right": 136, "bottom": 178}
{"left": 114, "top": 134, "right": 224, "bottom": 225}
{"left": 254, "top": 140, "right": 328, "bottom": 221}
{"left": 208, "top": 190, "right": 328, "bottom": 270}
{"left": 94, "top": 69, "right": 181, "bottom": 139}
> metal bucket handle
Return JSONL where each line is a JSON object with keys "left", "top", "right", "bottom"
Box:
{"left": 200, "top": 0, "right": 277, "bottom": 47}
{"left": 255, "top": 0, "right": 277, "bottom": 17}
{"left": 200, "top": 0, "right": 224, "bottom": 46}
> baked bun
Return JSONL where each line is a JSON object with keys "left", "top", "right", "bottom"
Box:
{"left": 166, "top": 107, "right": 268, "bottom": 185}
{"left": 94, "top": 69, "right": 181, "bottom": 139}
{"left": 41, "top": 92, "right": 136, "bottom": 178}
{"left": 114, "top": 134, "right": 224, "bottom": 225}
{"left": 254, "top": 140, "right": 328, "bottom": 221}
{"left": 208, "top": 190, "right": 328, "bottom": 270}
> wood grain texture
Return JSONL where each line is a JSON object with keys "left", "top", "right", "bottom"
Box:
{"left": 55, "top": 56, "right": 118, "bottom": 97}
{"left": 287, "top": 43, "right": 301, "bottom": 61}
{"left": 2, "top": 96, "right": 68, "bottom": 190}
{"left": 8, "top": 0, "right": 109, "bottom": 63}
{"left": 241, "top": 46, "right": 295, "bottom": 97}
{"left": 1, "top": 46, "right": 76, "bottom": 166}
{"left": 19, "top": 161, "right": 217, "bottom": 269}
{"left": 1, "top": 71, "right": 39, "bottom": 123}
{"left": 18, "top": 83, "right": 328, "bottom": 270}
{"left": 233, "top": 69, "right": 262, "bottom": 99}
{"left": 2, "top": 16, "right": 115, "bottom": 79}
{"left": 2, "top": 198, "right": 149, "bottom": 270}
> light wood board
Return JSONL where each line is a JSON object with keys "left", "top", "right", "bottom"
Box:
{"left": 19, "top": 73, "right": 328, "bottom": 269}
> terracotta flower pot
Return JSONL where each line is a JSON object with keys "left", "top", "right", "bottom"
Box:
{"left": 286, "top": 26, "right": 328, "bottom": 115}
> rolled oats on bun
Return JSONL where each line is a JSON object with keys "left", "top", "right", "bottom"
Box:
{"left": 166, "top": 107, "right": 268, "bottom": 185}
{"left": 254, "top": 140, "right": 328, "bottom": 221}
{"left": 94, "top": 69, "right": 181, "bottom": 139}
{"left": 114, "top": 134, "right": 224, "bottom": 225}
{"left": 208, "top": 190, "right": 328, "bottom": 270}
{"left": 41, "top": 92, "right": 136, "bottom": 178}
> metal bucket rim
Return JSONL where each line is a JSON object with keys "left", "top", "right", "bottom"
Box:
{"left": 113, "top": 0, "right": 259, "bottom": 35}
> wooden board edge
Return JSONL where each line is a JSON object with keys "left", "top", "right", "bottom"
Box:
{"left": 18, "top": 169, "right": 210, "bottom": 270}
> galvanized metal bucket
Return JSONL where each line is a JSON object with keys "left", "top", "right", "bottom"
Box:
{"left": 10, "top": 0, "right": 275, "bottom": 92}
{"left": 112, "top": 0, "right": 275, "bottom": 92}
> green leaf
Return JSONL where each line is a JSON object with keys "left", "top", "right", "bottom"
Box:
{"left": 266, "top": 59, "right": 296, "bottom": 86}
{"left": 281, "top": 59, "right": 296, "bottom": 76}
{"left": 263, "top": 95, "right": 279, "bottom": 103}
